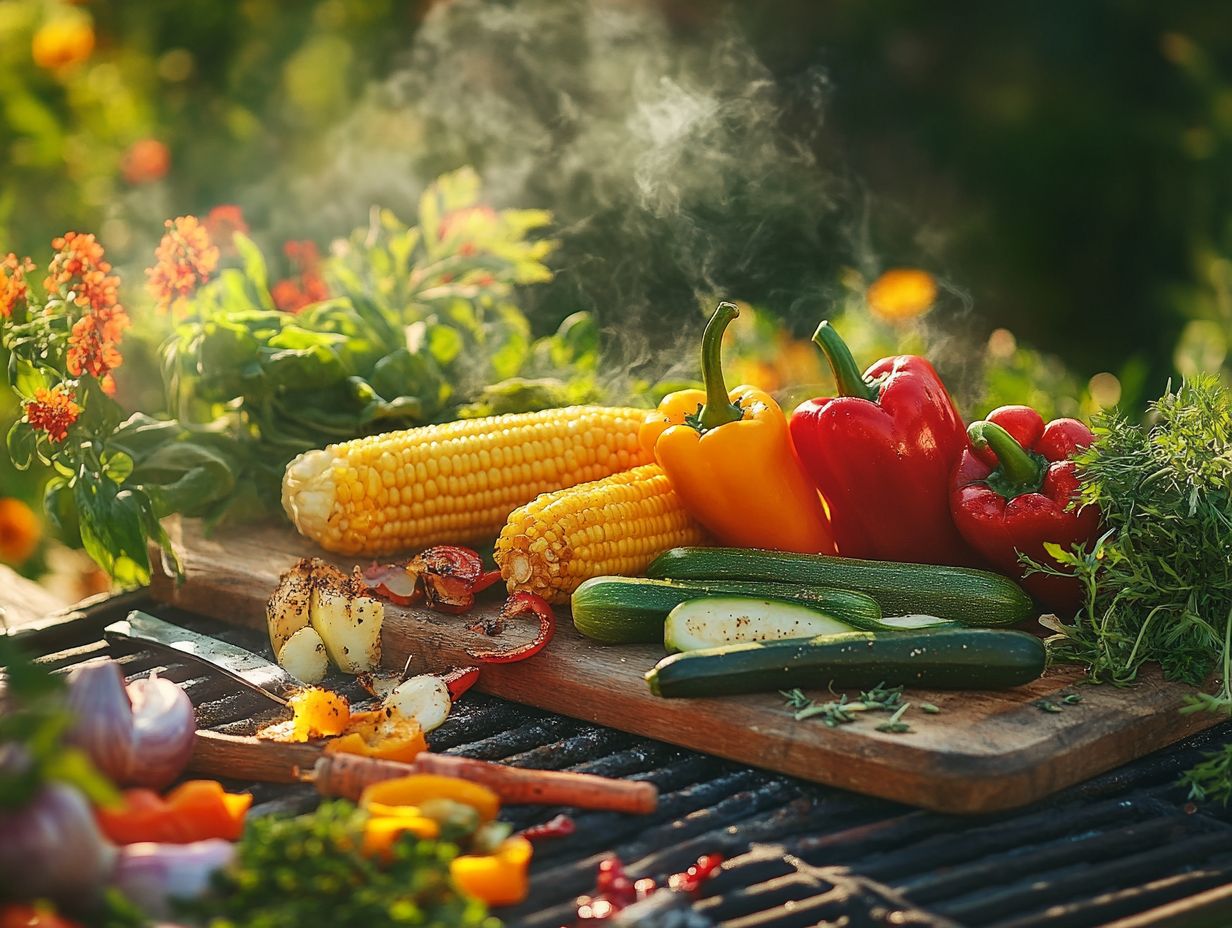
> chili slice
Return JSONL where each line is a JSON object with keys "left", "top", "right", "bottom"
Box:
{"left": 466, "top": 593, "right": 556, "bottom": 664}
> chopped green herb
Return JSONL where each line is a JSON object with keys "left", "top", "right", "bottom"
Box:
{"left": 875, "top": 703, "right": 912, "bottom": 734}
{"left": 1180, "top": 744, "right": 1232, "bottom": 806}
{"left": 1060, "top": 693, "right": 1083, "bottom": 705}
{"left": 1034, "top": 699, "right": 1064, "bottom": 714}
{"left": 920, "top": 702, "right": 941, "bottom": 714}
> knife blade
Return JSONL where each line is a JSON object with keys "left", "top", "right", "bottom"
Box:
{"left": 104, "top": 610, "right": 300, "bottom": 706}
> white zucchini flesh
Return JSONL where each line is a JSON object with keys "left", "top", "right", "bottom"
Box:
{"left": 877, "top": 614, "right": 958, "bottom": 630}
{"left": 664, "top": 596, "right": 856, "bottom": 653}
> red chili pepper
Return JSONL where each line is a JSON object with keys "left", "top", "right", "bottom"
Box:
{"left": 790, "top": 321, "right": 980, "bottom": 566}
{"left": 466, "top": 592, "right": 556, "bottom": 663}
{"left": 472, "top": 569, "right": 503, "bottom": 594}
{"left": 520, "top": 813, "right": 576, "bottom": 842}
{"left": 440, "top": 665, "right": 481, "bottom": 700}
{"left": 950, "top": 405, "right": 1101, "bottom": 613}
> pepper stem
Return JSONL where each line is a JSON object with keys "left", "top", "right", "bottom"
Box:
{"left": 694, "top": 301, "right": 744, "bottom": 432}
{"left": 812, "top": 321, "right": 877, "bottom": 401}
{"left": 968, "top": 421, "right": 1046, "bottom": 497}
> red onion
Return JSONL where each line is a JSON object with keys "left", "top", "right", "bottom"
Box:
{"left": 113, "top": 839, "right": 235, "bottom": 918}
{"left": 65, "top": 659, "right": 196, "bottom": 789}
{"left": 0, "top": 782, "right": 117, "bottom": 904}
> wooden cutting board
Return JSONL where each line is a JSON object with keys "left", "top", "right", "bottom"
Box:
{"left": 148, "top": 518, "right": 1222, "bottom": 814}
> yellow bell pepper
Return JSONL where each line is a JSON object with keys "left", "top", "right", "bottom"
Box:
{"left": 450, "top": 835, "right": 533, "bottom": 907}
{"left": 324, "top": 710, "right": 428, "bottom": 764}
{"left": 361, "top": 808, "right": 441, "bottom": 859}
{"left": 287, "top": 688, "right": 350, "bottom": 741}
{"left": 639, "top": 302, "right": 836, "bottom": 554}
{"left": 359, "top": 774, "right": 500, "bottom": 823}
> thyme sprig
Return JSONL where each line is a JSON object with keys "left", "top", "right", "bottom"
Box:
{"left": 781, "top": 683, "right": 914, "bottom": 733}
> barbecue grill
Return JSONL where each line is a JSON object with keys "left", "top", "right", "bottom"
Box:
{"left": 13, "top": 592, "right": 1232, "bottom": 928}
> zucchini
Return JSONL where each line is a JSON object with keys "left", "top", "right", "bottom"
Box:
{"left": 645, "top": 628, "right": 1047, "bottom": 698}
{"left": 664, "top": 596, "right": 859, "bottom": 652}
{"left": 571, "top": 576, "right": 884, "bottom": 644}
{"left": 647, "top": 547, "right": 1036, "bottom": 627}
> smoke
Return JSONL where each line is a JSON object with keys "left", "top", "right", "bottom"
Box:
{"left": 245, "top": 0, "right": 978, "bottom": 394}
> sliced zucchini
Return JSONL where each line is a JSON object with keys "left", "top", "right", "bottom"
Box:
{"left": 664, "top": 596, "right": 858, "bottom": 652}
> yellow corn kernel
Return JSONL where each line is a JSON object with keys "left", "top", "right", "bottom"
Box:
{"left": 494, "top": 464, "right": 710, "bottom": 604}
{"left": 281, "top": 406, "right": 653, "bottom": 556}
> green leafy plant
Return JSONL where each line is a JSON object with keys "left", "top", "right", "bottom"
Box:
{"left": 1, "top": 169, "right": 609, "bottom": 581}
{"left": 182, "top": 800, "right": 499, "bottom": 928}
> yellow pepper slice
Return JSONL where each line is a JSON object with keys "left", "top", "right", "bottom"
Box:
{"left": 361, "top": 809, "right": 441, "bottom": 859}
{"left": 324, "top": 710, "right": 427, "bottom": 764}
{"left": 450, "top": 835, "right": 533, "bottom": 907}
{"left": 287, "top": 688, "right": 350, "bottom": 741}
{"left": 360, "top": 774, "right": 500, "bottom": 823}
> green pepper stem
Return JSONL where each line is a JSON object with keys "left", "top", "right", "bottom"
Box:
{"left": 968, "top": 421, "right": 1045, "bottom": 495}
{"left": 812, "top": 321, "right": 877, "bottom": 402}
{"left": 696, "top": 301, "right": 743, "bottom": 431}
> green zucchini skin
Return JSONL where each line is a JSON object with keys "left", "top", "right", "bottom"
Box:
{"left": 647, "top": 547, "right": 1036, "bottom": 628}
{"left": 571, "top": 576, "right": 883, "bottom": 644}
{"left": 645, "top": 628, "right": 1047, "bottom": 698}
{"left": 663, "top": 596, "right": 859, "bottom": 652}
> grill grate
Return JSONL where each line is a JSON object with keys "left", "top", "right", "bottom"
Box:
{"left": 11, "top": 594, "right": 1232, "bottom": 928}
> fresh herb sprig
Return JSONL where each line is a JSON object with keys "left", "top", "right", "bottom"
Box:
{"left": 1035, "top": 376, "right": 1232, "bottom": 698}
{"left": 1028, "top": 376, "right": 1232, "bottom": 803}
{"left": 781, "top": 683, "right": 916, "bottom": 733}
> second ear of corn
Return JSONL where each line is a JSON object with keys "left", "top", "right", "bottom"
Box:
{"left": 494, "top": 463, "right": 710, "bottom": 604}
{"left": 281, "top": 406, "right": 654, "bottom": 556}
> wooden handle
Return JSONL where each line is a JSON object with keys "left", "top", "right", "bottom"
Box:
{"left": 188, "top": 731, "right": 658, "bottom": 815}
{"left": 314, "top": 752, "right": 658, "bottom": 815}
{"left": 190, "top": 731, "right": 323, "bottom": 783}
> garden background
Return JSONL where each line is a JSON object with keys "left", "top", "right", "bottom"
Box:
{"left": 1, "top": 0, "right": 1230, "bottom": 594}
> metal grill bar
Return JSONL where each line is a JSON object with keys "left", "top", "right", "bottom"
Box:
{"left": 11, "top": 595, "right": 1232, "bottom": 928}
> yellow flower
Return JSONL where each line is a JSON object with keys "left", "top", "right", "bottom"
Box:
{"left": 0, "top": 498, "right": 41, "bottom": 565}
{"left": 32, "top": 16, "right": 95, "bottom": 71}
{"left": 867, "top": 268, "right": 937, "bottom": 323}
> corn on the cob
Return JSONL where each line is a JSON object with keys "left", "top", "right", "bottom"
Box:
{"left": 495, "top": 463, "right": 710, "bottom": 604}
{"left": 282, "top": 406, "right": 653, "bottom": 556}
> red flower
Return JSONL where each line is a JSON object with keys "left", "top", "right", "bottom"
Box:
{"left": 122, "top": 139, "right": 170, "bottom": 185}
{"left": 203, "top": 205, "right": 249, "bottom": 256}
{"left": 25, "top": 385, "right": 82, "bottom": 442}
{"left": 1, "top": 254, "right": 35, "bottom": 318}
{"left": 146, "top": 216, "right": 220, "bottom": 313}
{"left": 270, "top": 240, "right": 329, "bottom": 314}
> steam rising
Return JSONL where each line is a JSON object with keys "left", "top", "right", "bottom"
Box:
{"left": 246, "top": 0, "right": 978, "bottom": 397}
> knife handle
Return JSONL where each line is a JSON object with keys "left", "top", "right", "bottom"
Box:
{"left": 315, "top": 752, "right": 658, "bottom": 816}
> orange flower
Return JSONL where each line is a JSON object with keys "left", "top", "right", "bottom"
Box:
{"left": 1, "top": 254, "right": 35, "bottom": 318}
{"left": 0, "top": 498, "right": 41, "bottom": 565}
{"left": 203, "top": 205, "right": 249, "bottom": 255}
{"left": 25, "top": 385, "right": 81, "bottom": 443}
{"left": 146, "top": 216, "right": 219, "bottom": 313}
{"left": 866, "top": 268, "right": 938, "bottom": 323}
{"left": 46, "top": 233, "right": 128, "bottom": 392}
{"left": 271, "top": 240, "right": 329, "bottom": 314}
{"left": 31, "top": 16, "right": 94, "bottom": 71}
{"left": 122, "top": 139, "right": 170, "bottom": 185}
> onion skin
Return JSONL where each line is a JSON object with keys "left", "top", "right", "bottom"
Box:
{"left": 113, "top": 839, "right": 235, "bottom": 918}
{"left": 65, "top": 660, "right": 197, "bottom": 789}
{"left": 0, "top": 782, "right": 117, "bottom": 905}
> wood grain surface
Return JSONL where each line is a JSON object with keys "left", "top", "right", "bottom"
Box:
{"left": 149, "top": 518, "right": 1222, "bottom": 814}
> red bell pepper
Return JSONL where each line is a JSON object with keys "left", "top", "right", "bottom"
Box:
{"left": 466, "top": 592, "right": 555, "bottom": 663}
{"left": 94, "top": 780, "right": 251, "bottom": 845}
{"left": 789, "top": 322, "right": 979, "bottom": 565}
{"left": 950, "top": 405, "right": 1101, "bottom": 613}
